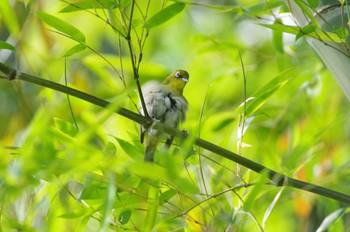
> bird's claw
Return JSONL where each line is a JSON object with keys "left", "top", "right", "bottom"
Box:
{"left": 181, "top": 130, "right": 188, "bottom": 137}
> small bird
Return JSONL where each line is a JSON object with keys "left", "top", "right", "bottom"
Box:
{"left": 140, "top": 69, "right": 189, "bottom": 162}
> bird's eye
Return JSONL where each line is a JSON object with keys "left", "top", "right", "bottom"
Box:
{"left": 175, "top": 71, "right": 181, "bottom": 78}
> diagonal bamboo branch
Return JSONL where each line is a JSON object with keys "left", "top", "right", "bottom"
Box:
{"left": 1, "top": 62, "right": 350, "bottom": 205}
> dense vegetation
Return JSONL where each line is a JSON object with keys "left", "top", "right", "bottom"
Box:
{"left": 0, "top": 0, "right": 349, "bottom": 231}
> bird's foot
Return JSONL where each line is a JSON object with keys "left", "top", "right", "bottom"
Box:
{"left": 181, "top": 130, "right": 188, "bottom": 138}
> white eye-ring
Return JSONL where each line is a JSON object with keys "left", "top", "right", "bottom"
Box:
{"left": 175, "top": 71, "right": 181, "bottom": 78}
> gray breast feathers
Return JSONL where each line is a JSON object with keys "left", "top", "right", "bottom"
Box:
{"left": 141, "top": 82, "right": 187, "bottom": 124}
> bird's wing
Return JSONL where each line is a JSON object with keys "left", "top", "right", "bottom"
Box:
{"left": 140, "top": 83, "right": 172, "bottom": 143}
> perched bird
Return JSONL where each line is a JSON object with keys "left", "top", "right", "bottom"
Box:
{"left": 140, "top": 69, "right": 189, "bottom": 162}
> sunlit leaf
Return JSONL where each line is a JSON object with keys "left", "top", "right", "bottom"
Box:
{"left": 212, "top": 117, "right": 235, "bottom": 132}
{"left": 59, "top": 209, "right": 87, "bottom": 218}
{"left": 334, "top": 26, "right": 349, "bottom": 39}
{"left": 316, "top": 208, "right": 346, "bottom": 232}
{"left": 60, "top": 0, "right": 118, "bottom": 12}
{"left": 129, "top": 162, "right": 167, "bottom": 180}
{"left": 294, "top": 0, "right": 320, "bottom": 27}
{"left": 104, "top": 142, "right": 117, "bottom": 157}
{"left": 0, "top": 41, "right": 15, "bottom": 51}
{"left": 273, "top": 19, "right": 284, "bottom": 53}
{"left": 64, "top": 44, "right": 87, "bottom": 57}
{"left": 296, "top": 25, "right": 316, "bottom": 40}
{"left": 243, "top": 171, "right": 269, "bottom": 211}
{"left": 54, "top": 117, "right": 79, "bottom": 136}
{"left": 244, "top": 69, "right": 295, "bottom": 116}
{"left": 118, "top": 209, "right": 132, "bottom": 225}
{"left": 262, "top": 188, "right": 284, "bottom": 229}
{"left": 159, "top": 189, "right": 177, "bottom": 204}
{"left": 37, "top": 12, "right": 86, "bottom": 42}
{"left": 144, "top": 3, "right": 186, "bottom": 29}
{"left": 261, "top": 23, "right": 344, "bottom": 43}
{"left": 0, "top": 0, "right": 19, "bottom": 36}
{"left": 307, "top": 0, "right": 319, "bottom": 8}
{"left": 115, "top": 138, "right": 141, "bottom": 159}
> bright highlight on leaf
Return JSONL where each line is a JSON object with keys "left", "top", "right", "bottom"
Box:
{"left": 144, "top": 3, "right": 186, "bottom": 29}
{"left": 37, "top": 12, "right": 86, "bottom": 43}
{"left": 64, "top": 44, "right": 87, "bottom": 57}
{"left": 240, "top": 69, "right": 295, "bottom": 117}
{"left": 0, "top": 0, "right": 20, "bottom": 36}
{"left": 261, "top": 23, "right": 345, "bottom": 43}
{"left": 60, "top": 0, "right": 118, "bottom": 13}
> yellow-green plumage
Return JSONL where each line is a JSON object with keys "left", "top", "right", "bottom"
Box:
{"left": 140, "top": 69, "right": 189, "bottom": 162}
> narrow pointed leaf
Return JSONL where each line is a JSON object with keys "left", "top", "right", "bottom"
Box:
{"left": 0, "top": 41, "right": 15, "bottom": 51}
{"left": 261, "top": 23, "right": 344, "bottom": 43}
{"left": 37, "top": 12, "right": 86, "bottom": 42}
{"left": 64, "top": 44, "right": 87, "bottom": 57}
{"left": 316, "top": 208, "right": 346, "bottom": 232}
{"left": 144, "top": 3, "right": 186, "bottom": 29}
{"left": 244, "top": 69, "right": 295, "bottom": 116}
{"left": 60, "top": 0, "right": 118, "bottom": 12}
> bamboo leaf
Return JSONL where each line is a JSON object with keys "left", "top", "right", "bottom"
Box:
{"left": 64, "top": 44, "right": 87, "bottom": 57}
{"left": 243, "top": 69, "right": 295, "bottom": 116}
{"left": 60, "top": 0, "right": 118, "bottom": 12}
{"left": 118, "top": 209, "right": 132, "bottom": 225}
{"left": 272, "top": 19, "right": 284, "bottom": 53}
{"left": 243, "top": 171, "right": 269, "bottom": 211}
{"left": 316, "top": 208, "right": 346, "bottom": 232}
{"left": 37, "top": 12, "right": 86, "bottom": 42}
{"left": 54, "top": 117, "right": 79, "bottom": 136}
{"left": 0, "top": 0, "right": 19, "bottom": 36}
{"left": 144, "top": 3, "right": 186, "bottom": 29}
{"left": 262, "top": 188, "right": 284, "bottom": 229}
{"left": 294, "top": 0, "right": 320, "bottom": 27}
{"left": 0, "top": 41, "right": 15, "bottom": 51}
{"left": 261, "top": 23, "right": 344, "bottom": 43}
{"left": 307, "top": 0, "right": 319, "bottom": 8}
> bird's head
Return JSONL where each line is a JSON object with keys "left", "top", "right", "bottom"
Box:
{"left": 163, "top": 69, "right": 189, "bottom": 94}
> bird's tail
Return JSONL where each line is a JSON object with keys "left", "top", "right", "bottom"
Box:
{"left": 144, "top": 134, "right": 158, "bottom": 162}
{"left": 144, "top": 145, "right": 155, "bottom": 162}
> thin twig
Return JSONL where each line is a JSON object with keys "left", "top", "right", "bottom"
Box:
{"left": 64, "top": 58, "right": 79, "bottom": 130}
{"left": 126, "top": 0, "right": 150, "bottom": 120}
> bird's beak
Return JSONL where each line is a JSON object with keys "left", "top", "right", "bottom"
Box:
{"left": 182, "top": 77, "right": 189, "bottom": 82}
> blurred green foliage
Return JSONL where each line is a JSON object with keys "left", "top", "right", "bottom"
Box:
{"left": 0, "top": 0, "right": 349, "bottom": 231}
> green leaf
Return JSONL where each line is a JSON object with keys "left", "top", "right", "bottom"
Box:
{"left": 0, "top": 0, "right": 20, "bottom": 36}
{"left": 64, "top": 44, "right": 86, "bottom": 57}
{"left": 0, "top": 41, "right": 15, "bottom": 51}
{"left": 104, "top": 142, "right": 117, "bottom": 157}
{"left": 115, "top": 138, "right": 141, "bottom": 159}
{"left": 334, "top": 26, "right": 349, "bottom": 39}
{"left": 272, "top": 19, "right": 284, "bottom": 53}
{"left": 307, "top": 0, "right": 319, "bottom": 8}
{"left": 316, "top": 208, "right": 346, "bottom": 231}
{"left": 159, "top": 189, "right": 177, "bottom": 204}
{"left": 54, "top": 118, "right": 79, "bottom": 136}
{"left": 243, "top": 69, "right": 295, "bottom": 116}
{"left": 118, "top": 209, "right": 132, "bottom": 225}
{"left": 296, "top": 25, "right": 317, "bottom": 40}
{"left": 144, "top": 3, "right": 186, "bottom": 29}
{"left": 294, "top": 0, "right": 320, "bottom": 27}
{"left": 243, "top": 171, "right": 269, "bottom": 211}
{"left": 37, "top": 12, "right": 86, "bottom": 42}
{"left": 60, "top": 0, "right": 118, "bottom": 12}
{"left": 261, "top": 23, "right": 344, "bottom": 43}
{"left": 212, "top": 117, "right": 235, "bottom": 132}
{"left": 262, "top": 188, "right": 284, "bottom": 229}
{"left": 59, "top": 209, "right": 87, "bottom": 218}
